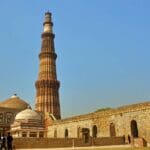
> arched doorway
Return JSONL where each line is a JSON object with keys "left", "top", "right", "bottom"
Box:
{"left": 82, "top": 128, "right": 90, "bottom": 143}
{"left": 64, "top": 129, "right": 68, "bottom": 138}
{"left": 92, "top": 125, "right": 97, "bottom": 138}
{"left": 110, "top": 123, "right": 116, "bottom": 137}
{"left": 131, "top": 120, "right": 138, "bottom": 137}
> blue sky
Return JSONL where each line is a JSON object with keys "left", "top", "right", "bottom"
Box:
{"left": 0, "top": 1, "right": 150, "bottom": 118}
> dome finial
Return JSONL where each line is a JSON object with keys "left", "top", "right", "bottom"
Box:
{"left": 11, "top": 94, "right": 19, "bottom": 98}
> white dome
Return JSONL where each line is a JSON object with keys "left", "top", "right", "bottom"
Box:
{"left": 15, "top": 108, "right": 41, "bottom": 121}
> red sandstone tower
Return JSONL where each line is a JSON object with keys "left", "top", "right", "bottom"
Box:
{"left": 35, "top": 12, "right": 61, "bottom": 119}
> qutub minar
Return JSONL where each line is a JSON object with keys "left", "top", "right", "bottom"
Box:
{"left": 0, "top": 12, "right": 150, "bottom": 148}
{"left": 35, "top": 12, "right": 61, "bottom": 119}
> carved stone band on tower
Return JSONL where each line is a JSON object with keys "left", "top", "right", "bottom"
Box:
{"left": 35, "top": 12, "right": 61, "bottom": 119}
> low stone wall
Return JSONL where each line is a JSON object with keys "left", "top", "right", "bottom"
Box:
{"left": 13, "top": 137, "right": 125, "bottom": 149}
{"left": 94, "top": 137, "right": 125, "bottom": 146}
{"left": 13, "top": 138, "right": 72, "bottom": 149}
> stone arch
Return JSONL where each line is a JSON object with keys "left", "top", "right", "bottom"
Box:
{"left": 131, "top": 120, "right": 138, "bottom": 137}
{"left": 64, "top": 129, "right": 68, "bottom": 138}
{"left": 92, "top": 125, "right": 97, "bottom": 138}
{"left": 0, "top": 113, "right": 3, "bottom": 123}
{"left": 82, "top": 128, "right": 90, "bottom": 143}
{"left": 110, "top": 123, "right": 116, "bottom": 137}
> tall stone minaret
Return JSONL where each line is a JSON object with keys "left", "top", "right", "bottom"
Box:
{"left": 35, "top": 12, "right": 61, "bottom": 119}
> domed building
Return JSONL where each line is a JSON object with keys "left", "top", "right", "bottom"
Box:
{"left": 0, "top": 94, "right": 29, "bottom": 134}
{"left": 11, "top": 107, "right": 45, "bottom": 138}
{"left": 0, "top": 94, "right": 29, "bottom": 110}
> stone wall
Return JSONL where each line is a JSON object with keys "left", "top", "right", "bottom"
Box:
{"left": 13, "top": 137, "right": 125, "bottom": 149}
{"left": 47, "top": 102, "right": 150, "bottom": 145}
{"left": 47, "top": 119, "right": 93, "bottom": 138}
{"left": 0, "top": 107, "right": 19, "bottom": 133}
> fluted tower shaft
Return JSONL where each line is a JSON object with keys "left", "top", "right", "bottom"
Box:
{"left": 35, "top": 12, "right": 61, "bottom": 119}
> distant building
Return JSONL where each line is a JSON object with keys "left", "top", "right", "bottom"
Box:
{"left": 0, "top": 94, "right": 29, "bottom": 133}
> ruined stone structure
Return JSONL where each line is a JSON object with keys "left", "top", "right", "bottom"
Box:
{"left": 47, "top": 102, "right": 150, "bottom": 146}
{"left": 0, "top": 94, "right": 29, "bottom": 133}
{"left": 35, "top": 12, "right": 61, "bottom": 119}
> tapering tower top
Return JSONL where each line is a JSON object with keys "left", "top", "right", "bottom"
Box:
{"left": 43, "top": 11, "right": 53, "bottom": 33}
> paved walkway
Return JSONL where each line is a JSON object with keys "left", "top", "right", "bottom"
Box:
{"left": 17, "top": 144, "right": 131, "bottom": 150}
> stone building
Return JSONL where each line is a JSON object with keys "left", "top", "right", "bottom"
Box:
{"left": 36, "top": 13, "right": 150, "bottom": 146}
{"left": 11, "top": 107, "right": 45, "bottom": 138}
{"left": 47, "top": 101, "right": 150, "bottom": 145}
{"left": 0, "top": 94, "right": 29, "bottom": 134}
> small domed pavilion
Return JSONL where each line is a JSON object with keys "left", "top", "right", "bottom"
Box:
{"left": 11, "top": 106, "right": 45, "bottom": 138}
